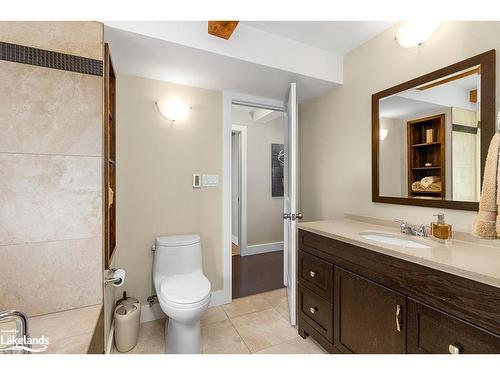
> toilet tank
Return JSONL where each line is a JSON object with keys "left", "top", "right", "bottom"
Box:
{"left": 153, "top": 234, "right": 203, "bottom": 280}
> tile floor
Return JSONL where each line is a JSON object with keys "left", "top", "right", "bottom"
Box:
{"left": 112, "top": 288, "right": 326, "bottom": 354}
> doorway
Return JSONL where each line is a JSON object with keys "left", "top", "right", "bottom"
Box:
{"left": 222, "top": 86, "right": 299, "bottom": 325}
{"left": 231, "top": 103, "right": 285, "bottom": 299}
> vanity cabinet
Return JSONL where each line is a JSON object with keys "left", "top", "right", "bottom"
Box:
{"left": 297, "top": 229, "right": 500, "bottom": 354}
{"left": 407, "top": 299, "right": 500, "bottom": 354}
{"left": 334, "top": 267, "right": 406, "bottom": 353}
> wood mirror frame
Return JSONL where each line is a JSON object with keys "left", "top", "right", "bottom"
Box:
{"left": 372, "top": 50, "right": 496, "bottom": 211}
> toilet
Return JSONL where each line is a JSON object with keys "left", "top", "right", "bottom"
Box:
{"left": 153, "top": 234, "right": 211, "bottom": 354}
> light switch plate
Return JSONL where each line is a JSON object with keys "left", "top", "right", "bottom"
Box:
{"left": 193, "top": 174, "right": 201, "bottom": 188}
{"left": 202, "top": 174, "right": 219, "bottom": 187}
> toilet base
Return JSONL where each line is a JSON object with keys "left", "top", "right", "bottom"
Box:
{"left": 165, "top": 318, "right": 201, "bottom": 354}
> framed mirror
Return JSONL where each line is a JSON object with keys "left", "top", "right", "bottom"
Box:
{"left": 372, "top": 50, "right": 496, "bottom": 210}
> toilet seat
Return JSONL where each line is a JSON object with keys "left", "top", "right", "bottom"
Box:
{"left": 159, "top": 273, "right": 211, "bottom": 308}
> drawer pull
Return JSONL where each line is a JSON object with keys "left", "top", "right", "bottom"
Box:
{"left": 309, "top": 271, "right": 317, "bottom": 278}
{"left": 309, "top": 306, "right": 317, "bottom": 314}
{"left": 395, "top": 304, "right": 402, "bottom": 332}
{"left": 448, "top": 344, "right": 462, "bottom": 354}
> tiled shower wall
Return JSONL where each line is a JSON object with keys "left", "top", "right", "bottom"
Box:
{"left": 0, "top": 22, "right": 104, "bottom": 316}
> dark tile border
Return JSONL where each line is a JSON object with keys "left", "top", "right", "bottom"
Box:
{"left": 452, "top": 123, "right": 479, "bottom": 134}
{"left": 0, "top": 41, "right": 102, "bottom": 76}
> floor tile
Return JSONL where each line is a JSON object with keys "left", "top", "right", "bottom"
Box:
{"left": 273, "top": 296, "right": 291, "bottom": 322}
{"left": 110, "top": 290, "right": 326, "bottom": 355}
{"left": 222, "top": 293, "right": 273, "bottom": 319}
{"left": 261, "top": 287, "right": 287, "bottom": 306}
{"left": 201, "top": 306, "right": 228, "bottom": 327}
{"left": 231, "top": 308, "right": 298, "bottom": 353}
{"left": 261, "top": 287, "right": 290, "bottom": 321}
{"left": 114, "top": 319, "right": 165, "bottom": 354}
{"left": 255, "top": 336, "right": 327, "bottom": 354}
{"left": 201, "top": 320, "right": 250, "bottom": 354}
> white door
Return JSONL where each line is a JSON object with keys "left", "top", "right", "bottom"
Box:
{"left": 283, "top": 83, "right": 300, "bottom": 326}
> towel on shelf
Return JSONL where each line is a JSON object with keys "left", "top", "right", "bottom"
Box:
{"left": 421, "top": 176, "right": 440, "bottom": 188}
{"left": 411, "top": 180, "right": 442, "bottom": 192}
{"left": 473, "top": 132, "right": 500, "bottom": 238}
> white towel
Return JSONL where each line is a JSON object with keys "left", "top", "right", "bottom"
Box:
{"left": 421, "top": 176, "right": 440, "bottom": 188}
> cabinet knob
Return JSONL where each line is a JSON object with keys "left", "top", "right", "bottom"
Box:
{"left": 448, "top": 344, "right": 462, "bottom": 354}
{"left": 309, "top": 271, "right": 316, "bottom": 278}
{"left": 309, "top": 306, "right": 317, "bottom": 314}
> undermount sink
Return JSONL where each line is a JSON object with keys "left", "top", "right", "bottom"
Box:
{"left": 359, "top": 231, "right": 431, "bottom": 249}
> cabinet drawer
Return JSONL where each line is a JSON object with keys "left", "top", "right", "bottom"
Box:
{"left": 299, "top": 250, "right": 333, "bottom": 302}
{"left": 408, "top": 299, "right": 500, "bottom": 354}
{"left": 299, "top": 286, "right": 333, "bottom": 342}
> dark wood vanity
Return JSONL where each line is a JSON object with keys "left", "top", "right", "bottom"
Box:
{"left": 297, "top": 229, "right": 500, "bottom": 354}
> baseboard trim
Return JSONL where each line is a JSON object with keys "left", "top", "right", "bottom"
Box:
{"left": 105, "top": 322, "right": 114, "bottom": 354}
{"left": 139, "top": 290, "right": 229, "bottom": 323}
{"left": 241, "top": 241, "right": 283, "bottom": 256}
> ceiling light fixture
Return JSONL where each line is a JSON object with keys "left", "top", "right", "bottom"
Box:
{"left": 395, "top": 21, "right": 442, "bottom": 48}
{"left": 156, "top": 99, "right": 191, "bottom": 123}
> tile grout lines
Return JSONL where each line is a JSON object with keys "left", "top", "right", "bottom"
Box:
{"left": 225, "top": 309, "right": 252, "bottom": 354}
{"left": 219, "top": 294, "right": 291, "bottom": 354}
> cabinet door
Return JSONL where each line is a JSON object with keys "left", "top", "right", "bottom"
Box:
{"left": 334, "top": 266, "right": 406, "bottom": 353}
{"left": 407, "top": 299, "right": 500, "bottom": 354}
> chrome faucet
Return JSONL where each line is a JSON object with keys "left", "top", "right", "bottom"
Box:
{"left": 395, "top": 219, "right": 430, "bottom": 237}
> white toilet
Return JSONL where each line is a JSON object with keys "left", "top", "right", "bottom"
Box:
{"left": 153, "top": 234, "right": 211, "bottom": 354}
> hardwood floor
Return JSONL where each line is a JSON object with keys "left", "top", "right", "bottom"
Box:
{"left": 232, "top": 250, "right": 285, "bottom": 299}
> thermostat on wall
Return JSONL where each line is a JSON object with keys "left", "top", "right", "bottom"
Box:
{"left": 193, "top": 174, "right": 201, "bottom": 188}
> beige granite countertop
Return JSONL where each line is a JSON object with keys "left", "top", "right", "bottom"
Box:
{"left": 298, "top": 216, "right": 500, "bottom": 289}
{"left": 29, "top": 304, "right": 102, "bottom": 354}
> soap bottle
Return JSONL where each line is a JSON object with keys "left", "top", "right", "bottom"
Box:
{"left": 431, "top": 213, "right": 452, "bottom": 241}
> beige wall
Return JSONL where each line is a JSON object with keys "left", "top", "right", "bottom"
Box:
{"left": 232, "top": 107, "right": 284, "bottom": 246}
{"left": 300, "top": 21, "right": 500, "bottom": 231}
{"left": 0, "top": 22, "right": 103, "bottom": 317}
{"left": 379, "top": 117, "right": 405, "bottom": 197}
{"left": 115, "top": 74, "right": 223, "bottom": 305}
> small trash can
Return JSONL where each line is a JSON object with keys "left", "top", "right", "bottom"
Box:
{"left": 114, "top": 291, "right": 140, "bottom": 353}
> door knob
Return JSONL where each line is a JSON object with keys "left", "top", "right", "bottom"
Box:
{"left": 283, "top": 213, "right": 291, "bottom": 219}
{"left": 309, "top": 271, "right": 317, "bottom": 278}
{"left": 309, "top": 307, "right": 317, "bottom": 314}
{"left": 296, "top": 213, "right": 303, "bottom": 220}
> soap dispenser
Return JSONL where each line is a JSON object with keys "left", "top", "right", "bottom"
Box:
{"left": 431, "top": 213, "right": 452, "bottom": 240}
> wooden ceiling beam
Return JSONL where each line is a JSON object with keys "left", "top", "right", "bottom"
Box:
{"left": 208, "top": 21, "right": 239, "bottom": 40}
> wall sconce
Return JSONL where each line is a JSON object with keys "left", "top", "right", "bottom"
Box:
{"left": 156, "top": 99, "right": 191, "bottom": 123}
{"left": 380, "top": 128, "right": 388, "bottom": 142}
{"left": 395, "top": 21, "right": 442, "bottom": 48}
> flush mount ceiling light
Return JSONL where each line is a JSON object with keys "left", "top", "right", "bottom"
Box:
{"left": 396, "top": 21, "right": 442, "bottom": 48}
{"left": 156, "top": 99, "right": 191, "bottom": 123}
{"left": 380, "top": 128, "right": 388, "bottom": 142}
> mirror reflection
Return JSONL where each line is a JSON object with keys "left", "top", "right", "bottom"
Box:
{"left": 379, "top": 66, "right": 480, "bottom": 202}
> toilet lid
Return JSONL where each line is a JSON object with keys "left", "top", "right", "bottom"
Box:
{"left": 156, "top": 234, "right": 200, "bottom": 247}
{"left": 160, "top": 273, "right": 211, "bottom": 305}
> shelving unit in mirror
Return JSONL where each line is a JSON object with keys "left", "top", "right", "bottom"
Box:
{"left": 407, "top": 114, "right": 445, "bottom": 200}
